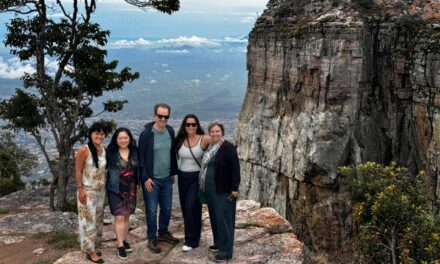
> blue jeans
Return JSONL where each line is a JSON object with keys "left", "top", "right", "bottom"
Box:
{"left": 142, "top": 176, "right": 173, "bottom": 240}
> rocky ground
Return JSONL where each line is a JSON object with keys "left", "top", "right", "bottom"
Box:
{"left": 0, "top": 188, "right": 310, "bottom": 263}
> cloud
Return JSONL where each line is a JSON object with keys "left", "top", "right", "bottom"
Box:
{"left": 157, "top": 36, "right": 220, "bottom": 48}
{"left": 155, "top": 49, "right": 190, "bottom": 54}
{"left": 150, "top": 79, "right": 157, "bottom": 84}
{"left": 222, "top": 36, "right": 248, "bottom": 43}
{"left": 0, "top": 57, "right": 35, "bottom": 79}
{"left": 108, "top": 35, "right": 248, "bottom": 50}
{"left": 111, "top": 38, "right": 151, "bottom": 49}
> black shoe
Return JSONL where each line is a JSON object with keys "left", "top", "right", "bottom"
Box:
{"left": 123, "top": 240, "right": 133, "bottom": 253}
{"left": 86, "top": 253, "right": 104, "bottom": 263}
{"left": 157, "top": 232, "right": 179, "bottom": 245}
{"left": 96, "top": 251, "right": 102, "bottom": 257}
{"left": 214, "top": 254, "right": 231, "bottom": 263}
{"left": 117, "top": 246, "right": 128, "bottom": 260}
{"left": 147, "top": 239, "right": 162, "bottom": 254}
{"left": 209, "top": 245, "right": 219, "bottom": 252}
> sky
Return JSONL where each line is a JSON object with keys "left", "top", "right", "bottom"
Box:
{"left": 0, "top": 0, "right": 268, "bottom": 79}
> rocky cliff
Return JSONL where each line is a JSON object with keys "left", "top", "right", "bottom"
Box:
{"left": 236, "top": 0, "right": 440, "bottom": 251}
{"left": 0, "top": 188, "right": 310, "bottom": 263}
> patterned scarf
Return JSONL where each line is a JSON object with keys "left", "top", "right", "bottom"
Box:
{"left": 199, "top": 138, "right": 225, "bottom": 191}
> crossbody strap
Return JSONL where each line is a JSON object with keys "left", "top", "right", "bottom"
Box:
{"left": 187, "top": 136, "right": 202, "bottom": 168}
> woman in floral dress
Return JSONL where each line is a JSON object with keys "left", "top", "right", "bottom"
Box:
{"left": 75, "top": 122, "right": 110, "bottom": 263}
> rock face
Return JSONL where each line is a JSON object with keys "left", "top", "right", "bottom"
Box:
{"left": 236, "top": 0, "right": 440, "bottom": 251}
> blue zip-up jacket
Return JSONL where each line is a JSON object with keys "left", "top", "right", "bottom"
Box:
{"left": 138, "top": 121, "right": 178, "bottom": 184}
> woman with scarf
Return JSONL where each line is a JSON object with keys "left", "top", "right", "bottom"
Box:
{"left": 200, "top": 122, "right": 240, "bottom": 263}
{"left": 106, "top": 127, "right": 139, "bottom": 260}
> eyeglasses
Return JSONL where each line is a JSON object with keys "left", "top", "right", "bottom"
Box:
{"left": 156, "top": 114, "right": 169, "bottom": 120}
{"left": 185, "top": 123, "right": 197, "bottom": 128}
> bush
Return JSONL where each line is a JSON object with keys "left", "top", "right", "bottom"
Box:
{"left": 339, "top": 162, "right": 440, "bottom": 263}
{"left": 0, "top": 131, "right": 37, "bottom": 196}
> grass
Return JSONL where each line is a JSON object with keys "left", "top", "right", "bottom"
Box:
{"left": 310, "top": 251, "right": 330, "bottom": 264}
{"left": 0, "top": 208, "right": 9, "bottom": 214}
{"left": 47, "top": 230, "right": 78, "bottom": 249}
{"left": 32, "top": 231, "right": 46, "bottom": 239}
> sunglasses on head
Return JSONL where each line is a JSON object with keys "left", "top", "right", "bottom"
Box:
{"left": 156, "top": 114, "right": 169, "bottom": 120}
{"left": 185, "top": 123, "right": 197, "bottom": 128}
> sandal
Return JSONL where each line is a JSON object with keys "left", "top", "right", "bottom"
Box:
{"left": 86, "top": 253, "right": 104, "bottom": 263}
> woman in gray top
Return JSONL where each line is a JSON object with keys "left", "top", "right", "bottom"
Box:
{"left": 175, "top": 114, "right": 211, "bottom": 252}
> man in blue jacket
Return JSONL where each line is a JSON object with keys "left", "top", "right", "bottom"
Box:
{"left": 139, "top": 103, "right": 179, "bottom": 253}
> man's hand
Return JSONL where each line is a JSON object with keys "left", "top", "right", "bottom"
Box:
{"left": 78, "top": 189, "right": 87, "bottom": 204}
{"left": 144, "top": 178, "right": 155, "bottom": 192}
{"left": 171, "top": 175, "right": 176, "bottom": 184}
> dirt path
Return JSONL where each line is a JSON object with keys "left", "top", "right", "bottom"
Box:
{"left": 0, "top": 235, "right": 71, "bottom": 264}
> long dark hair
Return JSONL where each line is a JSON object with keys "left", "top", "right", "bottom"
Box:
{"left": 87, "top": 122, "right": 110, "bottom": 168}
{"left": 176, "top": 114, "right": 204, "bottom": 150}
{"left": 107, "top": 127, "right": 137, "bottom": 157}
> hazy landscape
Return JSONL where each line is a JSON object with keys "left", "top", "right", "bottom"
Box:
{"left": 0, "top": 1, "right": 267, "bottom": 182}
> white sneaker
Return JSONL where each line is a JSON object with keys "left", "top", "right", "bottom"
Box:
{"left": 182, "top": 245, "right": 194, "bottom": 252}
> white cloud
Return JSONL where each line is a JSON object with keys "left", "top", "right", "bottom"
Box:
{"left": 221, "top": 74, "right": 232, "bottom": 81}
{"left": 108, "top": 35, "right": 248, "bottom": 50}
{"left": 161, "top": 63, "right": 168, "bottom": 67}
{"left": 223, "top": 36, "right": 248, "bottom": 43}
{"left": 150, "top": 79, "right": 157, "bottom": 84}
{"left": 111, "top": 38, "right": 151, "bottom": 49}
{"left": 0, "top": 57, "right": 35, "bottom": 79}
{"left": 155, "top": 49, "right": 190, "bottom": 54}
{"left": 157, "top": 36, "right": 220, "bottom": 48}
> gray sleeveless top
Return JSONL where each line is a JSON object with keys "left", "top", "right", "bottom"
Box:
{"left": 178, "top": 136, "right": 204, "bottom": 172}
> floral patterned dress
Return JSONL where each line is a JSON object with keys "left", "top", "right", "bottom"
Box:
{"left": 77, "top": 145, "right": 106, "bottom": 253}
{"left": 108, "top": 156, "right": 136, "bottom": 216}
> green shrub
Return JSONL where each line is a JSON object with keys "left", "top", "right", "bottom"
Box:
{"left": 339, "top": 162, "right": 440, "bottom": 263}
{"left": 0, "top": 131, "right": 36, "bottom": 196}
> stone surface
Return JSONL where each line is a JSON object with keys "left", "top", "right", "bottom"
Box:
{"left": 0, "top": 188, "right": 50, "bottom": 211}
{"left": 0, "top": 210, "right": 77, "bottom": 234}
{"left": 55, "top": 200, "right": 310, "bottom": 263}
{"left": 236, "top": 0, "right": 440, "bottom": 251}
{"left": 0, "top": 235, "right": 25, "bottom": 245}
{"left": 33, "top": 248, "right": 45, "bottom": 255}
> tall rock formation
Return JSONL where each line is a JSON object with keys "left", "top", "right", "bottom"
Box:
{"left": 236, "top": 0, "right": 440, "bottom": 251}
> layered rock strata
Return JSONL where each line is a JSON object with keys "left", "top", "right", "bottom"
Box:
{"left": 236, "top": 0, "right": 440, "bottom": 250}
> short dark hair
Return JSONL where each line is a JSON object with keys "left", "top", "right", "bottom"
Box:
{"left": 208, "top": 122, "right": 224, "bottom": 136}
{"left": 154, "top": 103, "right": 171, "bottom": 115}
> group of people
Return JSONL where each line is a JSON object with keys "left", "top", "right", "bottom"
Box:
{"left": 75, "top": 103, "right": 241, "bottom": 263}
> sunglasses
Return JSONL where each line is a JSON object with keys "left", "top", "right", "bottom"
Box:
{"left": 156, "top": 114, "right": 169, "bottom": 120}
{"left": 185, "top": 123, "right": 197, "bottom": 128}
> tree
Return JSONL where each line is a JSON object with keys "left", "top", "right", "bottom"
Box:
{"left": 125, "top": 0, "right": 180, "bottom": 14}
{"left": 0, "top": 0, "right": 178, "bottom": 210}
{"left": 0, "top": 131, "right": 37, "bottom": 196}
{"left": 339, "top": 162, "right": 440, "bottom": 263}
